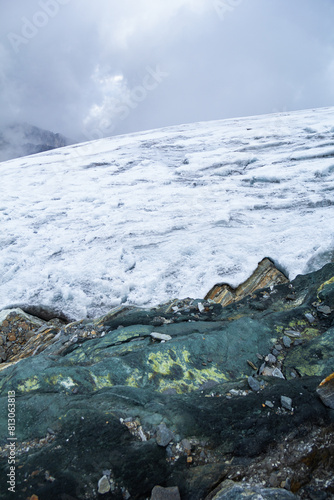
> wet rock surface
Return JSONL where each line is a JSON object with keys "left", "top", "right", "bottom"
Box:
{"left": 1, "top": 261, "right": 334, "bottom": 499}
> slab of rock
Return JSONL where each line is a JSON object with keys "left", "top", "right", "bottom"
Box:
{"left": 204, "top": 258, "right": 288, "bottom": 306}
{"left": 151, "top": 485, "right": 181, "bottom": 500}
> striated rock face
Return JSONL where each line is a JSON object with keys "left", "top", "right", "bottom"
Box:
{"left": 0, "top": 308, "right": 66, "bottom": 370}
{"left": 205, "top": 258, "right": 289, "bottom": 306}
{"left": 0, "top": 309, "right": 46, "bottom": 363}
{"left": 1, "top": 262, "right": 334, "bottom": 499}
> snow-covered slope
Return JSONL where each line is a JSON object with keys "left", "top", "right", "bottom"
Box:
{"left": 1, "top": 107, "right": 334, "bottom": 319}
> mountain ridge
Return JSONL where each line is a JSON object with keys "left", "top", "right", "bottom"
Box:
{"left": 0, "top": 122, "right": 72, "bottom": 162}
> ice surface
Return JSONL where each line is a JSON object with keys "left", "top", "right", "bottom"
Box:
{"left": 1, "top": 107, "right": 334, "bottom": 319}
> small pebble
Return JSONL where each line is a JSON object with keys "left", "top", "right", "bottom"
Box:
{"left": 284, "top": 330, "right": 301, "bottom": 338}
{"left": 248, "top": 376, "right": 260, "bottom": 392}
{"left": 272, "top": 368, "right": 285, "bottom": 379}
{"left": 283, "top": 336, "right": 291, "bottom": 348}
{"left": 305, "top": 313, "right": 316, "bottom": 324}
{"left": 258, "top": 362, "right": 266, "bottom": 375}
{"left": 265, "top": 400, "right": 274, "bottom": 408}
{"left": 98, "top": 475, "right": 111, "bottom": 494}
{"left": 317, "top": 305, "right": 331, "bottom": 315}
{"left": 265, "top": 353, "right": 276, "bottom": 366}
{"left": 198, "top": 303, "right": 205, "bottom": 313}
{"left": 156, "top": 423, "right": 174, "bottom": 447}
{"left": 281, "top": 395, "right": 293, "bottom": 411}
{"left": 150, "top": 332, "right": 172, "bottom": 342}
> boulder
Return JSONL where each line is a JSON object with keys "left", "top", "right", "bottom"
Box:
{"left": 204, "top": 258, "right": 288, "bottom": 306}
{"left": 209, "top": 480, "right": 297, "bottom": 499}
{"left": 1, "top": 262, "right": 334, "bottom": 499}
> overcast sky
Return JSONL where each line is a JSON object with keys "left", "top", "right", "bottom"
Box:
{"left": 1, "top": 0, "right": 334, "bottom": 142}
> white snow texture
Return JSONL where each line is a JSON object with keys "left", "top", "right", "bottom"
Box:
{"left": 1, "top": 107, "right": 334, "bottom": 319}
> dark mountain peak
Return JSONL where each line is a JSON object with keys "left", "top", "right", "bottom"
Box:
{"left": 0, "top": 122, "right": 72, "bottom": 162}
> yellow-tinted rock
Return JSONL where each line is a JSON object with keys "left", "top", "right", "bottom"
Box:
{"left": 317, "top": 372, "right": 334, "bottom": 409}
{"left": 205, "top": 258, "right": 288, "bottom": 306}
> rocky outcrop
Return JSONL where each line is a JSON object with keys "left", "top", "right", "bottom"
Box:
{"left": 1, "top": 262, "right": 334, "bottom": 499}
{"left": 205, "top": 258, "right": 289, "bottom": 306}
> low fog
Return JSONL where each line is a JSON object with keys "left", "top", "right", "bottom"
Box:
{"left": 1, "top": 0, "right": 334, "bottom": 142}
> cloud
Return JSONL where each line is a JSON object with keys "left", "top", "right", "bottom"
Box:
{"left": 1, "top": 0, "right": 334, "bottom": 141}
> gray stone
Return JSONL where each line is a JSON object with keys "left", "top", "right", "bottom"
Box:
{"left": 265, "top": 353, "right": 276, "bottom": 365}
{"left": 261, "top": 366, "right": 274, "bottom": 376}
{"left": 211, "top": 479, "right": 298, "bottom": 499}
{"left": 272, "top": 368, "right": 285, "bottom": 379}
{"left": 317, "top": 305, "right": 331, "bottom": 315}
{"left": 305, "top": 313, "right": 316, "bottom": 324}
{"left": 281, "top": 396, "right": 293, "bottom": 411}
{"left": 181, "top": 438, "right": 192, "bottom": 453}
{"left": 156, "top": 423, "right": 174, "bottom": 447}
{"left": 247, "top": 376, "right": 260, "bottom": 392}
{"left": 151, "top": 485, "right": 181, "bottom": 500}
{"left": 150, "top": 332, "right": 172, "bottom": 342}
{"left": 98, "top": 475, "right": 111, "bottom": 494}
{"left": 198, "top": 302, "right": 205, "bottom": 313}
{"left": 283, "top": 336, "right": 291, "bottom": 348}
{"left": 284, "top": 330, "right": 301, "bottom": 338}
{"left": 259, "top": 362, "right": 266, "bottom": 375}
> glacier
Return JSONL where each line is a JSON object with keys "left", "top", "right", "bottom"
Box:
{"left": 1, "top": 106, "right": 334, "bottom": 319}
